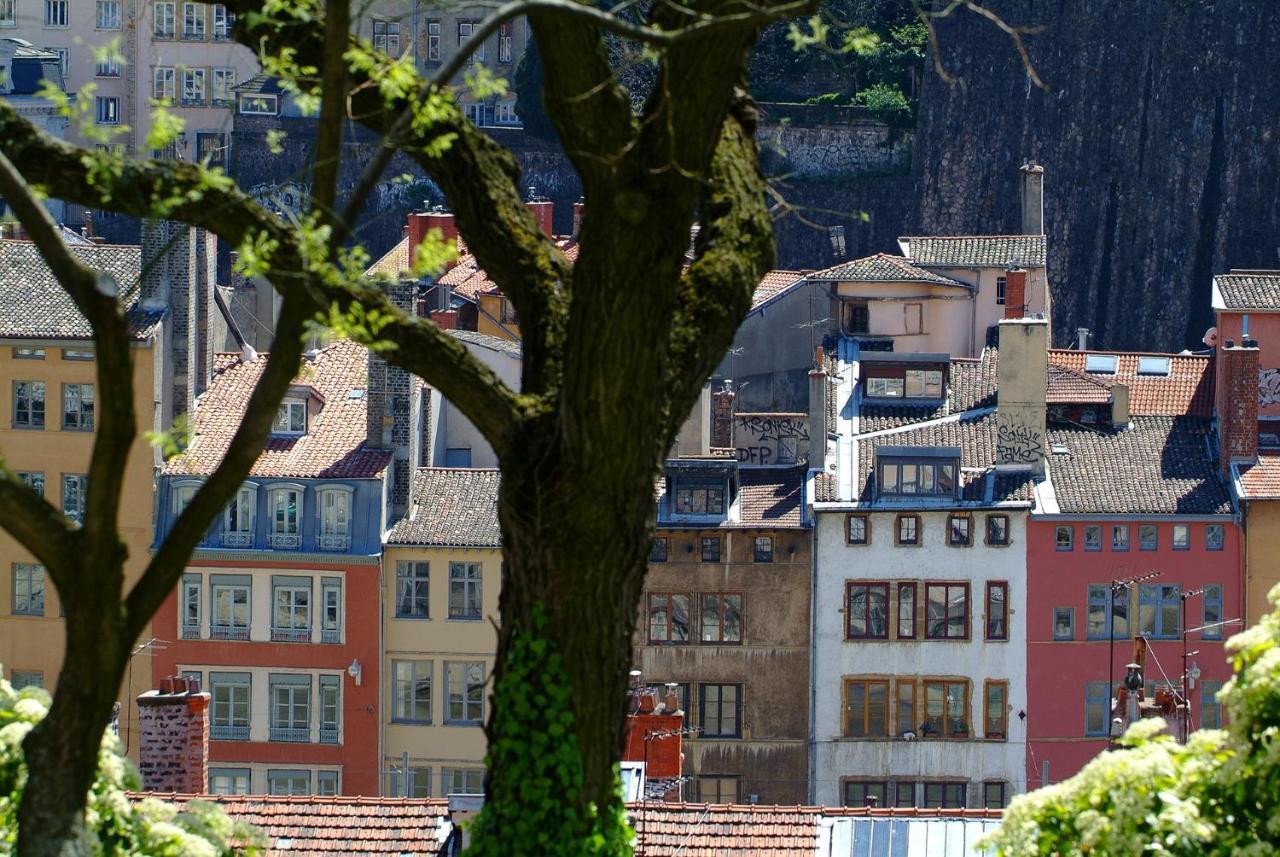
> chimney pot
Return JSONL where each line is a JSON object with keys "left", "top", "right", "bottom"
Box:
{"left": 159, "top": 676, "right": 174, "bottom": 695}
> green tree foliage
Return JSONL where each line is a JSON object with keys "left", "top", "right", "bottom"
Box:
{"left": 984, "top": 584, "right": 1280, "bottom": 855}
{"left": 0, "top": 676, "right": 263, "bottom": 856}
{"left": 855, "top": 81, "right": 912, "bottom": 125}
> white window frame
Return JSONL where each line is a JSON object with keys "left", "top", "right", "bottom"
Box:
{"left": 153, "top": 1, "right": 175, "bottom": 38}
{"left": 392, "top": 660, "right": 432, "bottom": 723}
{"left": 0, "top": 0, "right": 15, "bottom": 27}
{"left": 95, "top": 50, "right": 121, "bottom": 77}
{"left": 319, "top": 674, "right": 340, "bottom": 743}
{"left": 426, "top": 20, "right": 441, "bottom": 61}
{"left": 61, "top": 473, "right": 86, "bottom": 524}
{"left": 267, "top": 769, "right": 310, "bottom": 796}
{"left": 498, "top": 22, "right": 512, "bottom": 63}
{"left": 208, "top": 768, "right": 250, "bottom": 795}
{"left": 62, "top": 383, "right": 94, "bottom": 431}
{"left": 269, "top": 675, "right": 311, "bottom": 741}
{"left": 153, "top": 66, "right": 176, "bottom": 102}
{"left": 44, "top": 0, "right": 68, "bottom": 27}
{"left": 209, "top": 672, "right": 250, "bottom": 739}
{"left": 212, "top": 67, "right": 235, "bottom": 103}
{"left": 316, "top": 769, "right": 339, "bottom": 795}
{"left": 267, "top": 485, "right": 303, "bottom": 548}
{"left": 96, "top": 0, "right": 121, "bottom": 29}
{"left": 238, "top": 93, "right": 278, "bottom": 115}
{"left": 272, "top": 576, "right": 312, "bottom": 641}
{"left": 321, "top": 578, "right": 342, "bottom": 642}
{"left": 273, "top": 398, "right": 306, "bottom": 434}
{"left": 210, "top": 577, "right": 251, "bottom": 639}
{"left": 182, "top": 1, "right": 204, "bottom": 38}
{"left": 180, "top": 573, "right": 201, "bottom": 638}
{"left": 448, "top": 561, "right": 482, "bottom": 620}
{"left": 182, "top": 67, "right": 206, "bottom": 103}
{"left": 371, "top": 18, "right": 400, "bottom": 55}
{"left": 445, "top": 661, "right": 485, "bottom": 725}
{"left": 12, "top": 563, "right": 45, "bottom": 616}
{"left": 317, "top": 486, "right": 352, "bottom": 551}
{"left": 223, "top": 483, "right": 256, "bottom": 547}
{"left": 172, "top": 479, "right": 200, "bottom": 517}
{"left": 212, "top": 3, "right": 232, "bottom": 39}
{"left": 442, "top": 767, "right": 484, "bottom": 795}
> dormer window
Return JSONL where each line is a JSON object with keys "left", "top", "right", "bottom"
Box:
{"left": 876, "top": 446, "right": 961, "bottom": 499}
{"left": 267, "top": 485, "right": 303, "bottom": 549}
{"left": 675, "top": 486, "right": 724, "bottom": 515}
{"left": 223, "top": 484, "right": 256, "bottom": 548}
{"left": 861, "top": 355, "right": 948, "bottom": 402}
{"left": 172, "top": 480, "right": 200, "bottom": 516}
{"left": 274, "top": 399, "right": 307, "bottom": 435}
{"left": 317, "top": 487, "right": 352, "bottom": 551}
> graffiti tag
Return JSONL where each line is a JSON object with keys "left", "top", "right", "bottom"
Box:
{"left": 735, "top": 415, "right": 809, "bottom": 444}
{"left": 1260, "top": 368, "right": 1280, "bottom": 407}
{"left": 996, "top": 418, "right": 1043, "bottom": 465}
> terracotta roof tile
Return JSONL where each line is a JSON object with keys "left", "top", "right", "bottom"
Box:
{"left": 899, "top": 235, "right": 1046, "bottom": 268}
{"left": 752, "top": 270, "right": 805, "bottom": 308}
{"left": 810, "top": 253, "right": 967, "bottom": 287}
{"left": 136, "top": 794, "right": 448, "bottom": 855}
{"left": 629, "top": 804, "right": 819, "bottom": 856}
{"left": 813, "top": 471, "right": 836, "bottom": 502}
{"left": 163, "top": 340, "right": 392, "bottom": 479}
{"left": 1214, "top": 270, "right": 1280, "bottom": 309}
{"left": 364, "top": 236, "right": 411, "bottom": 278}
{"left": 1236, "top": 456, "right": 1280, "bottom": 499}
{"left": 1047, "top": 363, "right": 1113, "bottom": 404}
{"left": 1046, "top": 417, "right": 1231, "bottom": 514}
{"left": 388, "top": 468, "right": 501, "bottom": 547}
{"left": 0, "top": 239, "right": 163, "bottom": 341}
{"left": 1047, "top": 349, "right": 1213, "bottom": 416}
{"left": 737, "top": 467, "right": 806, "bottom": 529}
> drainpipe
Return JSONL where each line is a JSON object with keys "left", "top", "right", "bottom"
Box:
{"left": 807, "top": 514, "right": 820, "bottom": 804}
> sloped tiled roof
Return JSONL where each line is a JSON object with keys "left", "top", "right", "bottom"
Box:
{"left": 1047, "top": 350, "right": 1213, "bottom": 416}
{"left": 809, "top": 253, "right": 966, "bottom": 287}
{"left": 1236, "top": 457, "right": 1280, "bottom": 499}
{"left": 1047, "top": 363, "right": 1113, "bottom": 404}
{"left": 737, "top": 467, "right": 806, "bottom": 529}
{"left": 813, "top": 471, "right": 836, "bottom": 503}
{"left": 0, "top": 239, "right": 164, "bottom": 341}
{"left": 437, "top": 242, "right": 582, "bottom": 301}
{"left": 1214, "top": 270, "right": 1280, "bottom": 309}
{"left": 163, "top": 340, "right": 392, "bottom": 479}
{"left": 448, "top": 328, "right": 522, "bottom": 358}
{"left": 388, "top": 468, "right": 501, "bottom": 547}
{"left": 751, "top": 269, "right": 805, "bottom": 309}
{"left": 137, "top": 794, "right": 448, "bottom": 856}
{"left": 631, "top": 803, "right": 819, "bottom": 856}
{"left": 365, "top": 236, "right": 411, "bottom": 278}
{"left": 858, "top": 348, "right": 998, "bottom": 433}
{"left": 853, "top": 412, "right": 1034, "bottom": 505}
{"left": 1046, "top": 417, "right": 1231, "bottom": 514}
{"left": 899, "top": 235, "right": 1046, "bottom": 268}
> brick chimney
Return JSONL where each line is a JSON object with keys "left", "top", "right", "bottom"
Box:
{"left": 430, "top": 310, "right": 459, "bottom": 330}
{"left": 1003, "top": 267, "right": 1028, "bottom": 320}
{"left": 808, "top": 346, "right": 829, "bottom": 472}
{"left": 137, "top": 676, "right": 210, "bottom": 794}
{"left": 996, "top": 317, "right": 1049, "bottom": 476}
{"left": 1217, "top": 338, "right": 1260, "bottom": 472}
{"left": 1020, "top": 162, "right": 1045, "bottom": 235}
{"left": 622, "top": 687, "right": 683, "bottom": 787}
{"left": 571, "top": 198, "right": 584, "bottom": 240}
{"left": 710, "top": 380, "right": 735, "bottom": 449}
{"left": 526, "top": 199, "right": 554, "bottom": 238}
{"left": 407, "top": 209, "right": 461, "bottom": 274}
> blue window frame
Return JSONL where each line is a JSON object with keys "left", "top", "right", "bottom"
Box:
{"left": 1085, "top": 680, "right": 1109, "bottom": 736}
{"left": 1201, "top": 584, "right": 1224, "bottom": 640}
{"left": 1087, "top": 584, "right": 1129, "bottom": 640}
{"left": 1138, "top": 584, "right": 1181, "bottom": 640}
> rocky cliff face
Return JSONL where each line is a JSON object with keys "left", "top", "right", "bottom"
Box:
{"left": 815, "top": 0, "right": 1280, "bottom": 352}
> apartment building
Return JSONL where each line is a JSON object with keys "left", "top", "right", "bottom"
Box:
{"left": 381, "top": 467, "right": 501, "bottom": 798}
{"left": 0, "top": 237, "right": 168, "bottom": 758}
{"left": 1, "top": 1, "right": 256, "bottom": 163}
{"left": 151, "top": 339, "right": 392, "bottom": 796}
{"left": 809, "top": 316, "right": 1041, "bottom": 810}
{"left": 1024, "top": 348, "right": 1241, "bottom": 788}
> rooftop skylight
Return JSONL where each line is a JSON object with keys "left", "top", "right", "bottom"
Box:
{"left": 1137, "top": 356, "right": 1171, "bottom": 376}
{"left": 1084, "top": 354, "right": 1117, "bottom": 374}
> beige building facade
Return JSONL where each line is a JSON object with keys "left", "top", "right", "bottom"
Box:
{"left": 381, "top": 467, "right": 500, "bottom": 797}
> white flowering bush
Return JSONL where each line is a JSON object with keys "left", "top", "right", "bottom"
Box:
{"left": 984, "top": 584, "right": 1280, "bottom": 855}
{"left": 0, "top": 677, "right": 264, "bottom": 855}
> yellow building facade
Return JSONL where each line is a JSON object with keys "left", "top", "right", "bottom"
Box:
{"left": 0, "top": 240, "right": 166, "bottom": 759}
{"left": 381, "top": 468, "right": 501, "bottom": 797}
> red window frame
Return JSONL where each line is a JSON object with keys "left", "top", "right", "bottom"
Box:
{"left": 925, "top": 582, "right": 970, "bottom": 639}
{"left": 985, "top": 581, "right": 1009, "bottom": 641}
{"left": 897, "top": 582, "right": 917, "bottom": 639}
{"left": 845, "top": 582, "right": 889, "bottom": 640}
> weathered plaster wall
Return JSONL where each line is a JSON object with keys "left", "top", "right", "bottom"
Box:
{"left": 812, "top": 509, "right": 1028, "bottom": 806}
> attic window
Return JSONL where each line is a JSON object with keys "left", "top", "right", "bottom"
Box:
{"left": 1260, "top": 432, "right": 1280, "bottom": 450}
{"left": 1052, "top": 443, "right": 1070, "bottom": 455}
{"left": 347, "top": 388, "right": 365, "bottom": 399}
{"left": 675, "top": 485, "right": 725, "bottom": 515}
{"left": 877, "top": 457, "right": 958, "bottom": 498}
{"left": 1137, "top": 356, "right": 1171, "bottom": 376}
{"left": 1084, "top": 354, "right": 1117, "bottom": 374}
{"left": 272, "top": 399, "right": 307, "bottom": 435}
{"left": 1085, "top": 355, "right": 1116, "bottom": 376}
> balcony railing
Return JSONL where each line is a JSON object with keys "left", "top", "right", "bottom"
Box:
{"left": 180, "top": 624, "right": 201, "bottom": 640}
{"left": 221, "top": 531, "right": 252, "bottom": 548}
{"left": 321, "top": 629, "right": 341, "bottom": 644}
{"left": 269, "top": 726, "right": 310, "bottom": 743}
{"left": 317, "top": 533, "right": 350, "bottom": 552}
{"left": 268, "top": 533, "right": 300, "bottom": 550}
{"left": 319, "top": 728, "right": 338, "bottom": 745}
{"left": 210, "top": 724, "right": 249, "bottom": 741}
{"left": 271, "top": 627, "right": 311, "bottom": 643}
{"left": 209, "top": 624, "right": 250, "bottom": 641}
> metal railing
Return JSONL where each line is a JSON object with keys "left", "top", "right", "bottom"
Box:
{"left": 317, "top": 534, "right": 350, "bottom": 552}
{"left": 269, "top": 726, "right": 310, "bottom": 743}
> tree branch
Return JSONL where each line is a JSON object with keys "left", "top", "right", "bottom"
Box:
{"left": 0, "top": 150, "right": 136, "bottom": 559}
{"left": 312, "top": 0, "right": 350, "bottom": 230}
{"left": 0, "top": 465, "right": 77, "bottom": 589}
{"left": 124, "top": 296, "right": 309, "bottom": 638}
{"left": 0, "top": 102, "right": 523, "bottom": 454}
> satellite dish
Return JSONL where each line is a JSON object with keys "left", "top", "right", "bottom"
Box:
{"left": 1202, "top": 326, "right": 1218, "bottom": 348}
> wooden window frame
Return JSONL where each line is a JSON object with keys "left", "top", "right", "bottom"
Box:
{"left": 946, "top": 514, "right": 972, "bottom": 547}
{"left": 698, "top": 592, "right": 743, "bottom": 645}
{"left": 895, "top": 514, "right": 921, "bottom": 546}
{"left": 698, "top": 683, "right": 742, "bottom": 738}
{"left": 983, "top": 781, "right": 1007, "bottom": 809}
{"left": 842, "top": 779, "right": 889, "bottom": 808}
{"left": 984, "top": 513, "right": 1010, "bottom": 546}
{"left": 925, "top": 582, "right": 970, "bottom": 640}
{"left": 646, "top": 592, "right": 691, "bottom": 645}
{"left": 846, "top": 513, "right": 870, "bottom": 545}
{"left": 896, "top": 582, "right": 917, "bottom": 639}
{"left": 845, "top": 582, "right": 889, "bottom": 640}
{"left": 649, "top": 537, "right": 668, "bottom": 563}
{"left": 983, "top": 679, "right": 1008, "bottom": 739}
{"left": 922, "top": 679, "right": 970, "bottom": 738}
{"left": 923, "top": 781, "right": 967, "bottom": 809}
{"left": 844, "top": 678, "right": 889, "bottom": 738}
{"left": 985, "top": 581, "right": 1009, "bottom": 641}
{"left": 895, "top": 679, "right": 915, "bottom": 737}
{"left": 700, "top": 536, "right": 721, "bottom": 562}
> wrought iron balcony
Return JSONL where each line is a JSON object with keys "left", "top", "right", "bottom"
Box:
{"left": 209, "top": 625, "right": 250, "bottom": 641}
{"left": 319, "top": 728, "right": 339, "bottom": 745}
{"left": 180, "top": 624, "right": 201, "bottom": 640}
{"left": 267, "top": 533, "right": 300, "bottom": 549}
{"left": 271, "top": 627, "right": 311, "bottom": 643}
{"left": 221, "top": 531, "right": 252, "bottom": 548}
{"left": 269, "top": 726, "right": 310, "bottom": 743}
{"left": 210, "top": 725, "right": 249, "bottom": 741}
